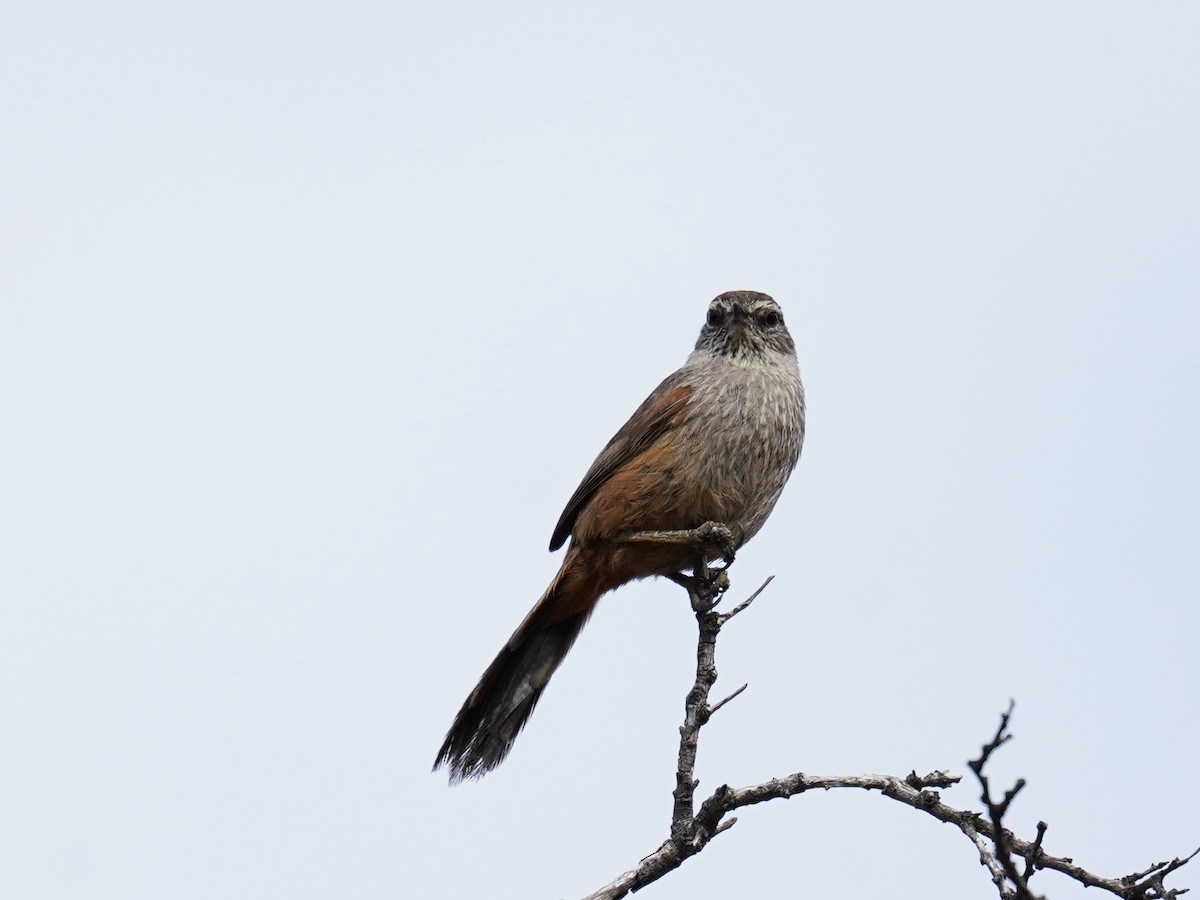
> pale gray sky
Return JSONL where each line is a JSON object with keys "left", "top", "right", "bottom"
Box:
{"left": 2, "top": 3, "right": 1197, "bottom": 899}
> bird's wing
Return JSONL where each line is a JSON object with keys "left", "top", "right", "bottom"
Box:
{"left": 548, "top": 370, "right": 693, "bottom": 551}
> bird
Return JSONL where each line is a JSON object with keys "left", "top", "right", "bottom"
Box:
{"left": 434, "top": 290, "right": 806, "bottom": 783}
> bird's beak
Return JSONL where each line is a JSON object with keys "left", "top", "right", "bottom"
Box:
{"left": 728, "top": 307, "right": 751, "bottom": 338}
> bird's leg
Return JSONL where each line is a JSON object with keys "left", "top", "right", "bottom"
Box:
{"left": 618, "top": 521, "right": 739, "bottom": 566}
{"left": 621, "top": 521, "right": 739, "bottom": 612}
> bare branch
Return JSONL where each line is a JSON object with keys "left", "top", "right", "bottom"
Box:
{"left": 969, "top": 703, "right": 1039, "bottom": 899}
{"left": 580, "top": 567, "right": 1195, "bottom": 900}
{"left": 965, "top": 817, "right": 1017, "bottom": 900}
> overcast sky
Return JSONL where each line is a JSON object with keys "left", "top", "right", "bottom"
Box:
{"left": 2, "top": 3, "right": 1198, "bottom": 899}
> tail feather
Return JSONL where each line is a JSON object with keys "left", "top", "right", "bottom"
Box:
{"left": 433, "top": 568, "right": 599, "bottom": 783}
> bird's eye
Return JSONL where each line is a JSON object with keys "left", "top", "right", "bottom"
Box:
{"left": 706, "top": 308, "right": 724, "bottom": 327}
{"left": 759, "top": 310, "right": 781, "bottom": 328}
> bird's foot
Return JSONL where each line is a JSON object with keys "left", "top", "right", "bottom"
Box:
{"left": 691, "top": 521, "right": 739, "bottom": 568}
{"left": 667, "top": 567, "right": 731, "bottom": 613}
{"left": 623, "top": 521, "right": 740, "bottom": 612}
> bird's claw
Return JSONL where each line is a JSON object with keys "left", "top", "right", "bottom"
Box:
{"left": 668, "top": 567, "right": 731, "bottom": 612}
{"left": 693, "top": 521, "right": 738, "bottom": 568}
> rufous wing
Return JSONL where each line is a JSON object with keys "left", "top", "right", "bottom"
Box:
{"left": 548, "top": 371, "right": 694, "bottom": 551}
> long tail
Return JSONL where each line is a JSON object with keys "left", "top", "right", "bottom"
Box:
{"left": 433, "top": 547, "right": 608, "bottom": 783}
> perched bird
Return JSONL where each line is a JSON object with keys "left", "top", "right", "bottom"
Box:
{"left": 434, "top": 290, "right": 806, "bottom": 783}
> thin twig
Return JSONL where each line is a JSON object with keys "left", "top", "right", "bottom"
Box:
{"left": 717, "top": 575, "right": 773, "bottom": 624}
{"left": 1023, "top": 822, "right": 1048, "bottom": 882}
{"left": 706, "top": 683, "right": 748, "bottom": 719}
